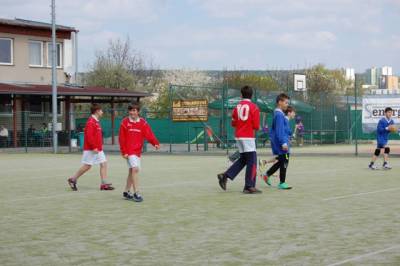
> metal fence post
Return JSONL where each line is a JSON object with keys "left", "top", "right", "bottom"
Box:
{"left": 187, "top": 127, "right": 190, "bottom": 152}
{"left": 204, "top": 126, "right": 208, "bottom": 151}
{"left": 333, "top": 104, "right": 337, "bottom": 144}
{"left": 310, "top": 113, "right": 313, "bottom": 145}
{"left": 320, "top": 92, "right": 323, "bottom": 144}
{"left": 354, "top": 74, "right": 359, "bottom": 156}
{"left": 168, "top": 84, "right": 173, "bottom": 153}
{"left": 142, "top": 107, "right": 148, "bottom": 153}
{"left": 24, "top": 111, "right": 28, "bottom": 153}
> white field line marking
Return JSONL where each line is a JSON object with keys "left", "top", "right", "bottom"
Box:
{"left": 3, "top": 166, "right": 358, "bottom": 188}
{"left": 327, "top": 245, "right": 400, "bottom": 266}
{"left": 323, "top": 187, "right": 400, "bottom": 201}
{"left": 1, "top": 165, "right": 208, "bottom": 175}
{"left": 2, "top": 181, "right": 210, "bottom": 203}
{"left": 1, "top": 167, "right": 73, "bottom": 174}
{"left": 5, "top": 191, "right": 99, "bottom": 202}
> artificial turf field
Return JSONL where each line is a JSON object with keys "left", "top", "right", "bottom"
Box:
{"left": 1, "top": 153, "right": 399, "bottom": 266}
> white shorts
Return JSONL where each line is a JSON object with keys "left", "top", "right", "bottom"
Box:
{"left": 127, "top": 155, "right": 141, "bottom": 169}
{"left": 236, "top": 139, "right": 256, "bottom": 153}
{"left": 81, "top": 150, "right": 107, "bottom": 165}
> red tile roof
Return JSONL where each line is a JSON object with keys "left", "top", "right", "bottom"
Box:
{"left": 0, "top": 83, "right": 151, "bottom": 98}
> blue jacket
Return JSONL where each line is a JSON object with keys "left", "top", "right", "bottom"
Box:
{"left": 285, "top": 116, "right": 292, "bottom": 139}
{"left": 270, "top": 109, "right": 289, "bottom": 155}
{"left": 377, "top": 117, "right": 394, "bottom": 145}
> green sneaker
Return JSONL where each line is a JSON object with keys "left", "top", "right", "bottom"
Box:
{"left": 278, "top": 182, "right": 292, "bottom": 190}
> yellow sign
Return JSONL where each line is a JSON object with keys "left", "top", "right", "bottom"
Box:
{"left": 172, "top": 99, "right": 208, "bottom": 122}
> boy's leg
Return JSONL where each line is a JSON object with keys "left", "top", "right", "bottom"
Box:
{"left": 75, "top": 150, "right": 98, "bottom": 180}
{"left": 266, "top": 159, "right": 281, "bottom": 177}
{"left": 131, "top": 168, "right": 140, "bottom": 193}
{"left": 369, "top": 146, "right": 381, "bottom": 169}
{"left": 125, "top": 155, "right": 143, "bottom": 201}
{"left": 371, "top": 150, "right": 379, "bottom": 162}
{"left": 383, "top": 146, "right": 390, "bottom": 162}
{"left": 225, "top": 153, "right": 246, "bottom": 180}
{"left": 383, "top": 146, "right": 392, "bottom": 169}
{"left": 123, "top": 168, "right": 135, "bottom": 200}
{"left": 71, "top": 164, "right": 91, "bottom": 180}
{"left": 95, "top": 151, "right": 113, "bottom": 190}
{"left": 99, "top": 162, "right": 114, "bottom": 190}
{"left": 129, "top": 168, "right": 143, "bottom": 202}
{"left": 125, "top": 168, "right": 134, "bottom": 192}
{"left": 100, "top": 162, "right": 107, "bottom": 181}
{"left": 68, "top": 164, "right": 91, "bottom": 190}
{"left": 278, "top": 154, "right": 290, "bottom": 188}
{"left": 218, "top": 141, "right": 246, "bottom": 191}
{"left": 243, "top": 151, "right": 257, "bottom": 188}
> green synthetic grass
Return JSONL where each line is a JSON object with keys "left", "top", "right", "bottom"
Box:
{"left": 1, "top": 153, "right": 400, "bottom": 266}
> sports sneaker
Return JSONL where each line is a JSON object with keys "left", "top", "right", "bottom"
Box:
{"left": 123, "top": 191, "right": 134, "bottom": 200}
{"left": 278, "top": 182, "right": 292, "bottom": 190}
{"left": 67, "top": 178, "right": 77, "bottom": 191}
{"left": 100, "top": 183, "right": 115, "bottom": 190}
{"left": 243, "top": 187, "right": 262, "bottom": 194}
{"left": 383, "top": 163, "right": 392, "bottom": 170}
{"left": 133, "top": 192, "right": 143, "bottom": 202}
{"left": 262, "top": 175, "right": 272, "bottom": 186}
{"left": 217, "top": 173, "right": 228, "bottom": 191}
{"left": 369, "top": 164, "right": 379, "bottom": 170}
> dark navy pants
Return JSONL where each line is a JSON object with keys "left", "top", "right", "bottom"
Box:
{"left": 225, "top": 151, "right": 257, "bottom": 188}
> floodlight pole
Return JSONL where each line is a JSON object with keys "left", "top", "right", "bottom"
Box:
{"left": 51, "top": 0, "right": 58, "bottom": 153}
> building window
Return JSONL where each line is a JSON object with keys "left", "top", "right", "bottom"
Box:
{"left": 47, "top": 42, "right": 62, "bottom": 68}
{"left": 49, "top": 99, "right": 63, "bottom": 116}
{"left": 0, "top": 38, "right": 13, "bottom": 65}
{"left": 0, "top": 95, "right": 12, "bottom": 114}
{"left": 29, "top": 96, "right": 44, "bottom": 115}
{"left": 29, "top": 41, "right": 43, "bottom": 67}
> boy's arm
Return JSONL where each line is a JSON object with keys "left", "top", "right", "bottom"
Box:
{"left": 84, "top": 121, "right": 95, "bottom": 149}
{"left": 231, "top": 107, "right": 238, "bottom": 128}
{"left": 377, "top": 120, "right": 388, "bottom": 134}
{"left": 144, "top": 123, "right": 160, "bottom": 147}
{"left": 118, "top": 123, "right": 127, "bottom": 155}
{"left": 276, "top": 114, "right": 289, "bottom": 148}
{"left": 252, "top": 107, "right": 260, "bottom": 131}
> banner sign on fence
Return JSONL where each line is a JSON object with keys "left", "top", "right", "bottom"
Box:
{"left": 172, "top": 99, "right": 208, "bottom": 122}
{"left": 362, "top": 95, "right": 400, "bottom": 133}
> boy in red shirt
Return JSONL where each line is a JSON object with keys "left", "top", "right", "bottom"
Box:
{"left": 67, "top": 104, "right": 114, "bottom": 191}
{"left": 217, "top": 85, "right": 262, "bottom": 194}
{"left": 119, "top": 102, "right": 160, "bottom": 202}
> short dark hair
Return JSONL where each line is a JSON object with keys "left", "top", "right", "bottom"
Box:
{"left": 276, "top": 93, "right": 290, "bottom": 104}
{"left": 285, "top": 106, "right": 295, "bottom": 115}
{"left": 90, "top": 103, "right": 102, "bottom": 114}
{"left": 128, "top": 101, "right": 141, "bottom": 111}
{"left": 241, "top": 86, "right": 253, "bottom": 99}
{"left": 385, "top": 107, "right": 393, "bottom": 113}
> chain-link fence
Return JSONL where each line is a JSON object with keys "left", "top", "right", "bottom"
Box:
{"left": 1, "top": 83, "right": 399, "bottom": 156}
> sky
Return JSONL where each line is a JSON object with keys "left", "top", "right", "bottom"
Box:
{"left": 1, "top": 0, "right": 399, "bottom": 73}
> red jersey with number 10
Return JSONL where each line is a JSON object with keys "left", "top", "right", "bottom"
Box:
{"left": 231, "top": 99, "right": 260, "bottom": 139}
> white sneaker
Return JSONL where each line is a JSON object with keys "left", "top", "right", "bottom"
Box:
{"left": 369, "top": 164, "right": 379, "bottom": 170}
{"left": 383, "top": 163, "right": 392, "bottom": 170}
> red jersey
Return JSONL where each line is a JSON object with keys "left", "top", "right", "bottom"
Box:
{"left": 231, "top": 99, "right": 260, "bottom": 139}
{"left": 83, "top": 115, "right": 103, "bottom": 151}
{"left": 119, "top": 117, "right": 159, "bottom": 157}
